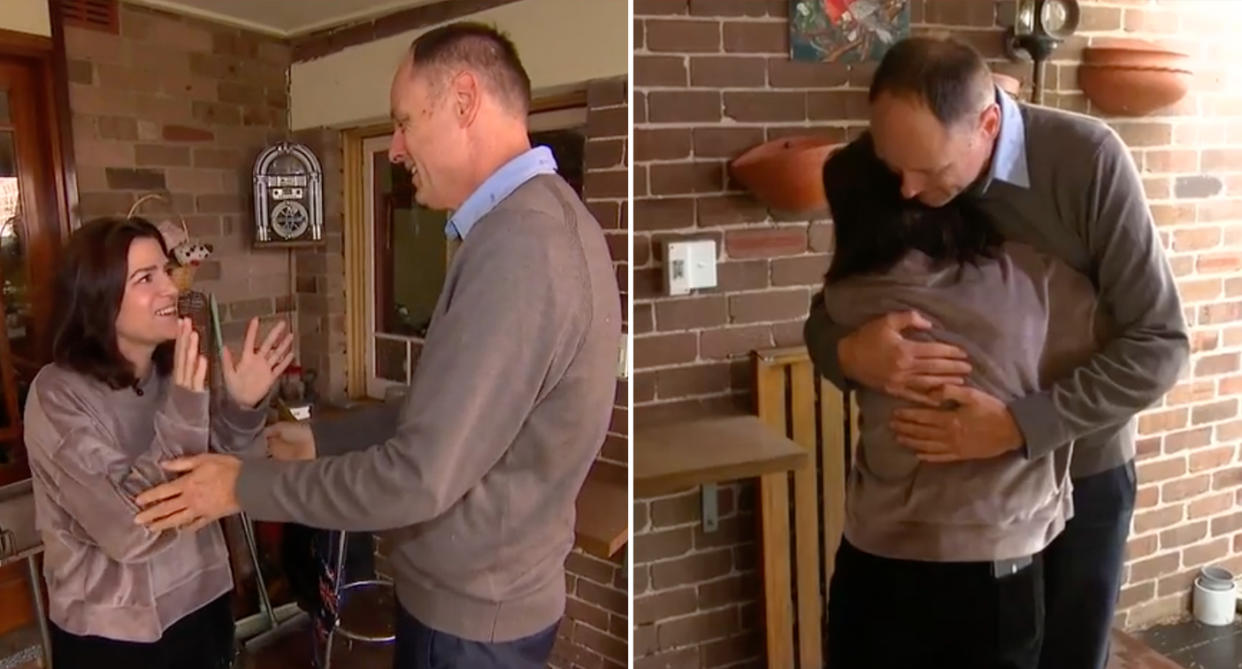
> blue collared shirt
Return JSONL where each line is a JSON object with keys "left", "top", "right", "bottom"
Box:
{"left": 445, "top": 146, "right": 559, "bottom": 239}
{"left": 986, "top": 85, "right": 1031, "bottom": 190}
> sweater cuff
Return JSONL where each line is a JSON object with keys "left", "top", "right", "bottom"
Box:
{"left": 1010, "top": 390, "right": 1068, "bottom": 461}
{"left": 235, "top": 457, "right": 290, "bottom": 523}
{"left": 166, "top": 384, "right": 209, "bottom": 426}
{"left": 217, "top": 394, "right": 268, "bottom": 434}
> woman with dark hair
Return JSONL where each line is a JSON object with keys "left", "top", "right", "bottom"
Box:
{"left": 22, "top": 216, "right": 294, "bottom": 669}
{"left": 818, "top": 136, "right": 1108, "bottom": 669}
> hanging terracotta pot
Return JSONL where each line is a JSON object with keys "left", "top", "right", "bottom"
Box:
{"left": 1083, "top": 41, "right": 1190, "bottom": 71}
{"left": 1079, "top": 64, "right": 1192, "bottom": 116}
{"left": 729, "top": 136, "right": 837, "bottom": 214}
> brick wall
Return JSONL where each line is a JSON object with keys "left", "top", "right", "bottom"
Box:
{"left": 65, "top": 2, "right": 294, "bottom": 346}
{"left": 548, "top": 75, "right": 630, "bottom": 669}
{"left": 633, "top": 0, "right": 1242, "bottom": 663}
{"left": 290, "top": 127, "right": 348, "bottom": 401}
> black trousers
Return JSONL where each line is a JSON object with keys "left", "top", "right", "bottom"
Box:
{"left": 393, "top": 601, "right": 557, "bottom": 669}
{"left": 1039, "top": 460, "right": 1137, "bottom": 669}
{"left": 50, "top": 594, "right": 234, "bottom": 669}
{"left": 827, "top": 539, "right": 1044, "bottom": 669}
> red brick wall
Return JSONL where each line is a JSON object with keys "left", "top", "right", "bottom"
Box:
{"left": 289, "top": 127, "right": 348, "bottom": 401}
{"left": 549, "top": 75, "right": 630, "bottom": 669}
{"left": 64, "top": 3, "right": 294, "bottom": 345}
{"left": 634, "top": 0, "right": 1242, "bottom": 662}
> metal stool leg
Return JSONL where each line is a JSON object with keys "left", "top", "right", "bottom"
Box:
{"left": 238, "top": 513, "right": 278, "bottom": 631}
{"left": 322, "top": 530, "right": 349, "bottom": 669}
{"left": 26, "top": 555, "right": 51, "bottom": 669}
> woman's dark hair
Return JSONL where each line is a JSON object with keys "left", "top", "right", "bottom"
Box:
{"left": 822, "top": 133, "right": 1002, "bottom": 284}
{"left": 51, "top": 216, "right": 174, "bottom": 390}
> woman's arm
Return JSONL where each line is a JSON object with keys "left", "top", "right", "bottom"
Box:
{"left": 209, "top": 392, "right": 269, "bottom": 459}
{"left": 32, "top": 381, "right": 210, "bottom": 563}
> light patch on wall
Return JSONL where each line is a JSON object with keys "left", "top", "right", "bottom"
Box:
{"left": 0, "top": 0, "right": 52, "bottom": 37}
{"left": 288, "top": 0, "right": 627, "bottom": 130}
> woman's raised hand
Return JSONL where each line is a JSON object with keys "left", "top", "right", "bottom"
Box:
{"left": 221, "top": 317, "right": 295, "bottom": 408}
{"left": 173, "top": 317, "right": 209, "bottom": 393}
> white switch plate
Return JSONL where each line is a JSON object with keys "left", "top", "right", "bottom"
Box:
{"left": 617, "top": 336, "right": 629, "bottom": 379}
{"left": 665, "top": 239, "right": 718, "bottom": 296}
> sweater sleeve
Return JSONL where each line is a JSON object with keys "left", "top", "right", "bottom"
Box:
{"left": 803, "top": 291, "right": 856, "bottom": 391}
{"left": 1009, "top": 129, "right": 1190, "bottom": 460}
{"left": 234, "top": 214, "right": 571, "bottom": 531}
{"left": 209, "top": 392, "right": 269, "bottom": 459}
{"left": 34, "top": 381, "right": 210, "bottom": 563}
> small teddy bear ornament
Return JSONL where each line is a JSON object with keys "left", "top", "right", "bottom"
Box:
{"left": 170, "top": 239, "right": 214, "bottom": 293}
{"left": 153, "top": 216, "right": 213, "bottom": 294}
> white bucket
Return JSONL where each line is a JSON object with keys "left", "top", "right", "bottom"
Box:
{"left": 1193, "top": 566, "right": 1237, "bottom": 626}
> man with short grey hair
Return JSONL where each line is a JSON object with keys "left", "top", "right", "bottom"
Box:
{"left": 805, "top": 35, "right": 1187, "bottom": 669}
{"left": 133, "top": 22, "right": 622, "bottom": 669}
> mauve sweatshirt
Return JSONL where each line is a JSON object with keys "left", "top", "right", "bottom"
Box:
{"left": 23, "top": 364, "right": 268, "bottom": 642}
{"left": 823, "top": 242, "right": 1107, "bottom": 562}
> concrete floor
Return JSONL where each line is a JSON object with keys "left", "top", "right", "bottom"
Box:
{"left": 0, "top": 623, "right": 1194, "bottom": 668}
{"left": 1138, "top": 619, "right": 1242, "bottom": 669}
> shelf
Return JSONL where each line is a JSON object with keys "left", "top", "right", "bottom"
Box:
{"left": 635, "top": 413, "right": 809, "bottom": 497}
{"left": 574, "top": 464, "right": 627, "bottom": 559}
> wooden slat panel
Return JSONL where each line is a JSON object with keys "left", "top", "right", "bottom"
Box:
{"left": 820, "top": 377, "right": 848, "bottom": 619}
{"left": 790, "top": 361, "right": 822, "bottom": 668}
{"left": 756, "top": 361, "right": 794, "bottom": 669}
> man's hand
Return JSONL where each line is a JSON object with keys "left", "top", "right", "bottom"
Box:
{"left": 839, "top": 311, "right": 972, "bottom": 406}
{"left": 265, "top": 422, "right": 316, "bottom": 461}
{"left": 891, "top": 384, "right": 1023, "bottom": 462}
{"left": 133, "top": 454, "right": 242, "bottom": 532}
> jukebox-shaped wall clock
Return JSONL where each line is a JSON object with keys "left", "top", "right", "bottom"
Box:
{"left": 252, "top": 142, "right": 324, "bottom": 246}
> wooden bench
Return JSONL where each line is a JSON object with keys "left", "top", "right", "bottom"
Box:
{"left": 574, "top": 462, "right": 628, "bottom": 559}
{"left": 634, "top": 413, "right": 809, "bottom": 497}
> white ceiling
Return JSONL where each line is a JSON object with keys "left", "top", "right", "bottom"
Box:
{"left": 125, "top": 0, "right": 444, "bottom": 37}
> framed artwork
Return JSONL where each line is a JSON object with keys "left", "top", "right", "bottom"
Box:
{"left": 790, "top": 0, "right": 912, "bottom": 63}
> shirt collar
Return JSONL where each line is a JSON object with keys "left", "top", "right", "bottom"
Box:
{"left": 986, "top": 85, "right": 1031, "bottom": 190}
{"left": 445, "top": 146, "right": 558, "bottom": 239}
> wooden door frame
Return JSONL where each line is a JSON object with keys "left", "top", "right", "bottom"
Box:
{"left": 341, "top": 90, "right": 588, "bottom": 398}
{"left": 0, "top": 2, "right": 78, "bottom": 641}
{"left": 0, "top": 4, "right": 79, "bottom": 238}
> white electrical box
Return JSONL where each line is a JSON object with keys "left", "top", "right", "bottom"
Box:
{"left": 665, "top": 239, "right": 718, "bottom": 296}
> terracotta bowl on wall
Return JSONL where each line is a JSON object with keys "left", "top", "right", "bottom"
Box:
{"left": 1079, "top": 40, "right": 1193, "bottom": 116}
{"left": 730, "top": 136, "right": 837, "bottom": 214}
{"left": 1079, "top": 65, "right": 1192, "bottom": 116}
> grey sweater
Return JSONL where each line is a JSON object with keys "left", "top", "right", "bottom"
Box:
{"left": 806, "top": 98, "right": 1189, "bottom": 478}
{"left": 825, "top": 243, "right": 1104, "bottom": 561}
{"left": 24, "top": 365, "right": 267, "bottom": 642}
{"left": 234, "top": 174, "right": 621, "bottom": 643}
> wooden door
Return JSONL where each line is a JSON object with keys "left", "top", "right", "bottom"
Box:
{"left": 0, "top": 51, "right": 68, "bottom": 637}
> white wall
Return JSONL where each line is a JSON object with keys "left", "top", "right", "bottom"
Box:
{"left": 289, "top": 0, "right": 627, "bottom": 130}
{"left": 0, "top": 0, "right": 51, "bottom": 36}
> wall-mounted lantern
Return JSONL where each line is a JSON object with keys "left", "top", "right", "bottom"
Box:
{"left": 1003, "top": 0, "right": 1080, "bottom": 103}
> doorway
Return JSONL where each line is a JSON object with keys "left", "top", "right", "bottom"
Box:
{"left": 0, "top": 29, "right": 75, "bottom": 640}
{"left": 347, "top": 97, "right": 588, "bottom": 400}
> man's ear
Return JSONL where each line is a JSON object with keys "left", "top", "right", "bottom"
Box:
{"left": 978, "top": 103, "right": 1001, "bottom": 140}
{"left": 451, "top": 70, "right": 482, "bottom": 127}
